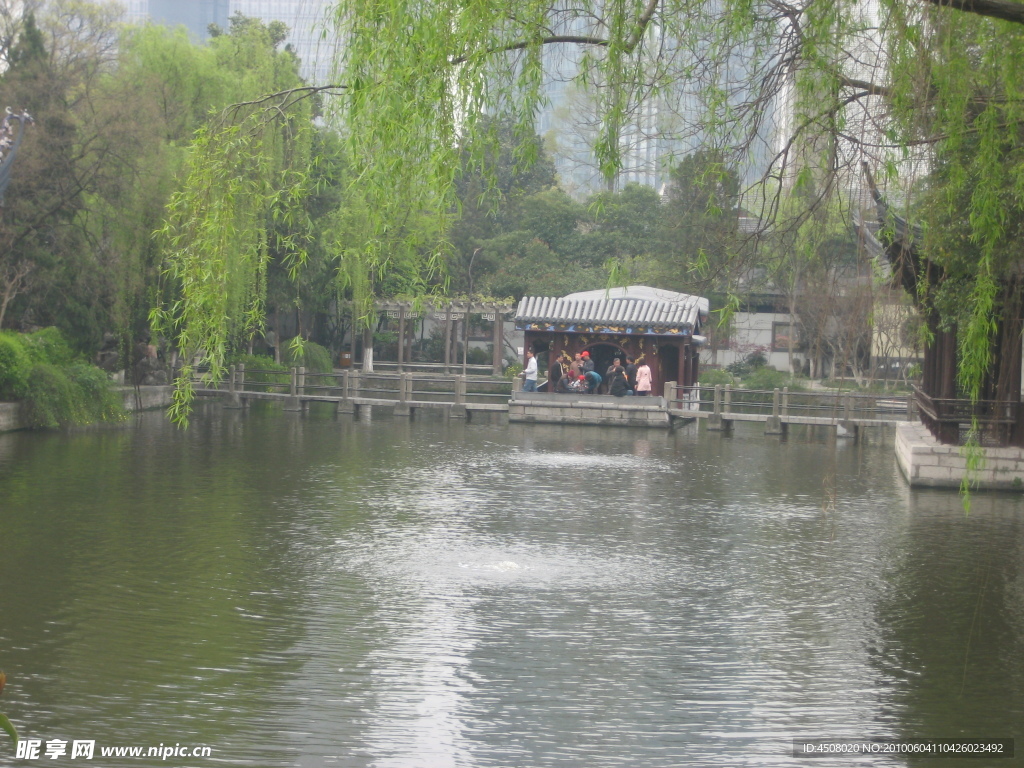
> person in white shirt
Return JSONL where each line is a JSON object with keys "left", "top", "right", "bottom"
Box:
{"left": 523, "top": 349, "right": 538, "bottom": 392}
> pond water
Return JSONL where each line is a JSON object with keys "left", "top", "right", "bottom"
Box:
{"left": 1, "top": 404, "right": 1022, "bottom": 767}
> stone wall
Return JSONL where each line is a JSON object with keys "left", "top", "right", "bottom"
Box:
{"left": 896, "top": 423, "right": 1024, "bottom": 490}
{"left": 508, "top": 392, "right": 671, "bottom": 428}
{"left": 0, "top": 402, "right": 22, "bottom": 433}
{"left": 0, "top": 385, "right": 174, "bottom": 434}
{"left": 118, "top": 385, "right": 174, "bottom": 412}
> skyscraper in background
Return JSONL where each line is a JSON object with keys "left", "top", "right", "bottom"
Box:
{"left": 149, "top": 0, "right": 229, "bottom": 42}
{"left": 96, "top": 0, "right": 337, "bottom": 85}
{"left": 83, "top": 1, "right": 768, "bottom": 198}
{"left": 228, "top": 0, "right": 339, "bottom": 85}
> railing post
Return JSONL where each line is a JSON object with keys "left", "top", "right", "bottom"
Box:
{"left": 708, "top": 384, "right": 726, "bottom": 431}
{"left": 237, "top": 362, "right": 248, "bottom": 408}
{"left": 224, "top": 364, "right": 242, "bottom": 408}
{"left": 394, "top": 372, "right": 412, "bottom": 417}
{"left": 338, "top": 369, "right": 354, "bottom": 414}
{"left": 284, "top": 367, "right": 302, "bottom": 411}
{"left": 450, "top": 374, "right": 468, "bottom": 419}
{"left": 765, "top": 387, "right": 784, "bottom": 435}
{"left": 837, "top": 394, "right": 858, "bottom": 439}
{"left": 664, "top": 380, "right": 675, "bottom": 406}
{"left": 724, "top": 383, "right": 732, "bottom": 414}
{"left": 782, "top": 386, "right": 789, "bottom": 416}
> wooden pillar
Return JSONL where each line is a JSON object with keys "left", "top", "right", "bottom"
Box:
{"left": 443, "top": 305, "right": 452, "bottom": 374}
{"left": 397, "top": 307, "right": 406, "bottom": 373}
{"left": 461, "top": 303, "right": 470, "bottom": 377}
{"left": 492, "top": 307, "right": 503, "bottom": 376}
{"left": 678, "top": 343, "right": 686, "bottom": 389}
{"left": 404, "top": 314, "right": 414, "bottom": 365}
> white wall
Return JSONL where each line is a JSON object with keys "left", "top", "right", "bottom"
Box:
{"left": 701, "top": 311, "right": 800, "bottom": 372}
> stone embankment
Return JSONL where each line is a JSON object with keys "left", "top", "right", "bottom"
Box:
{"left": 896, "top": 423, "right": 1024, "bottom": 490}
{"left": 0, "top": 386, "right": 173, "bottom": 434}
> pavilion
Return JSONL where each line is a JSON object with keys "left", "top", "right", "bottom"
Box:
{"left": 514, "top": 286, "right": 708, "bottom": 394}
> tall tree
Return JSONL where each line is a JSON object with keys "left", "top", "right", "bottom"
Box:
{"left": 152, "top": 14, "right": 316, "bottom": 422}
{"left": 161, "top": 0, "right": 1024, "bottom": 410}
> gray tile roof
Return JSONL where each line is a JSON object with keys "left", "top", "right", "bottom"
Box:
{"left": 515, "top": 286, "right": 707, "bottom": 333}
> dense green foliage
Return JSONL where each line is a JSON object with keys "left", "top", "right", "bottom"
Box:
{"left": 225, "top": 353, "right": 291, "bottom": 391}
{"left": 0, "top": 329, "right": 124, "bottom": 427}
{"left": 282, "top": 340, "right": 334, "bottom": 374}
{"left": 3, "top": 0, "right": 1022, "bottom": 431}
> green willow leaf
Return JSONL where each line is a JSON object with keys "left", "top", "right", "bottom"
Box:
{"left": 0, "top": 713, "right": 18, "bottom": 746}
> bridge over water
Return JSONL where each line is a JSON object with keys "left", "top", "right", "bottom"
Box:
{"left": 195, "top": 365, "right": 916, "bottom": 438}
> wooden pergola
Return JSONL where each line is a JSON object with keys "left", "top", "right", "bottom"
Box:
{"left": 374, "top": 300, "right": 517, "bottom": 375}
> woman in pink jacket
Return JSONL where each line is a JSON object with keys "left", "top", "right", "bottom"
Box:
{"left": 635, "top": 360, "right": 652, "bottom": 396}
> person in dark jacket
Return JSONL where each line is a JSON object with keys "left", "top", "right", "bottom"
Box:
{"left": 608, "top": 358, "right": 632, "bottom": 397}
{"left": 625, "top": 356, "right": 638, "bottom": 391}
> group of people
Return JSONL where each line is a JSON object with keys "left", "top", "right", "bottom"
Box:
{"left": 549, "top": 351, "right": 652, "bottom": 397}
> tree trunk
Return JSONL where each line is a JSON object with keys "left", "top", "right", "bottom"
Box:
{"left": 362, "top": 325, "right": 374, "bottom": 372}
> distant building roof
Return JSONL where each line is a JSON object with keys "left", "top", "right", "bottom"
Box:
{"left": 515, "top": 286, "right": 708, "bottom": 336}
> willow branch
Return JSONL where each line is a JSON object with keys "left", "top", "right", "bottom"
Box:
{"left": 624, "top": 0, "right": 662, "bottom": 53}
{"left": 838, "top": 75, "right": 893, "bottom": 98}
{"left": 449, "top": 34, "right": 609, "bottom": 66}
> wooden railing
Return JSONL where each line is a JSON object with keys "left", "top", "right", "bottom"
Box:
{"left": 665, "top": 383, "right": 917, "bottom": 424}
{"left": 208, "top": 364, "right": 512, "bottom": 411}
{"left": 914, "top": 387, "right": 1020, "bottom": 446}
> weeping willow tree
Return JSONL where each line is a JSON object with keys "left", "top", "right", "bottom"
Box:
{"left": 159, "top": 0, "right": 1024, "bottom": 421}
{"left": 151, "top": 17, "right": 317, "bottom": 424}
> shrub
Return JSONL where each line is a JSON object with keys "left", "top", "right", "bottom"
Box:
{"left": 21, "top": 363, "right": 123, "bottom": 428}
{"left": 0, "top": 332, "right": 32, "bottom": 399}
{"left": 698, "top": 367, "right": 735, "bottom": 401}
{"left": 0, "top": 329, "right": 125, "bottom": 427}
{"left": 22, "top": 327, "right": 75, "bottom": 366}
{"left": 226, "top": 354, "right": 291, "bottom": 391}
{"left": 726, "top": 350, "right": 767, "bottom": 377}
{"left": 741, "top": 366, "right": 793, "bottom": 391}
{"left": 699, "top": 368, "right": 734, "bottom": 387}
{"left": 466, "top": 346, "right": 491, "bottom": 366}
{"left": 282, "top": 339, "right": 333, "bottom": 373}
{"left": 66, "top": 363, "right": 124, "bottom": 423}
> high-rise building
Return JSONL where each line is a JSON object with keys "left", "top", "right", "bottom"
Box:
{"left": 150, "top": 0, "right": 229, "bottom": 42}
{"left": 110, "top": 0, "right": 229, "bottom": 41}
{"left": 84, "top": 0, "right": 337, "bottom": 85}
{"left": 228, "top": 0, "right": 339, "bottom": 86}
